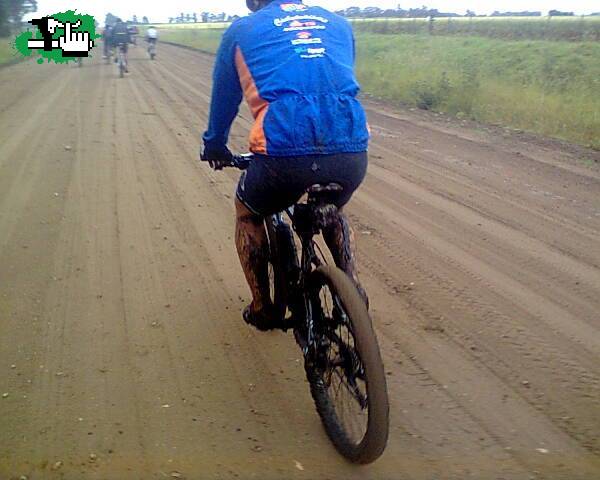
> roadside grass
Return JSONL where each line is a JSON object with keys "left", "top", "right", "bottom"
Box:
{"left": 157, "top": 26, "right": 600, "bottom": 149}
{"left": 351, "top": 16, "right": 600, "bottom": 42}
{"left": 0, "top": 37, "right": 19, "bottom": 65}
{"left": 355, "top": 33, "right": 600, "bottom": 149}
{"left": 139, "top": 25, "right": 224, "bottom": 54}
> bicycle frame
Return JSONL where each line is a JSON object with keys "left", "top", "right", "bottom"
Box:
{"left": 117, "top": 44, "right": 127, "bottom": 76}
{"left": 269, "top": 203, "right": 332, "bottom": 357}
{"left": 223, "top": 155, "right": 389, "bottom": 462}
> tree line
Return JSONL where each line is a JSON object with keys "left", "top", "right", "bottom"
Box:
{"left": 334, "top": 6, "right": 581, "bottom": 19}
{"left": 165, "top": 12, "right": 241, "bottom": 24}
{"left": 0, "top": 0, "right": 37, "bottom": 36}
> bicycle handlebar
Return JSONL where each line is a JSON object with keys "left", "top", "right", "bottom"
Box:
{"left": 229, "top": 153, "right": 254, "bottom": 170}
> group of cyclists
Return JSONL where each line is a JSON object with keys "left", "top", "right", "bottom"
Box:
{"left": 102, "top": 18, "right": 159, "bottom": 73}
{"left": 97, "top": 1, "right": 388, "bottom": 460}
{"left": 99, "top": 1, "right": 368, "bottom": 342}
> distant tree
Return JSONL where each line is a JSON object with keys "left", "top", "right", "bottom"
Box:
{"left": 363, "top": 7, "right": 382, "bottom": 18}
{"left": 491, "top": 10, "right": 541, "bottom": 17}
{"left": 142, "top": 16, "right": 149, "bottom": 24}
{"left": 0, "top": 0, "right": 10, "bottom": 36}
{"left": 193, "top": 12, "right": 197, "bottom": 22}
{"left": 132, "top": 14, "right": 138, "bottom": 23}
{"left": 2, "top": 0, "right": 37, "bottom": 33}
{"left": 168, "top": 17, "right": 173, "bottom": 23}
{"left": 345, "top": 7, "right": 361, "bottom": 17}
{"left": 548, "top": 10, "right": 574, "bottom": 16}
{"left": 466, "top": 9, "right": 476, "bottom": 17}
{"left": 201, "top": 12, "right": 208, "bottom": 22}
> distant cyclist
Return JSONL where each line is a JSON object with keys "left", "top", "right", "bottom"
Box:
{"left": 146, "top": 25, "right": 158, "bottom": 57}
{"left": 201, "top": 0, "right": 369, "bottom": 329}
{"left": 127, "top": 23, "right": 139, "bottom": 45}
{"left": 111, "top": 19, "right": 131, "bottom": 71}
{"left": 102, "top": 23, "right": 113, "bottom": 59}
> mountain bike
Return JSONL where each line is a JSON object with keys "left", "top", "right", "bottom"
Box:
{"left": 116, "top": 44, "right": 127, "bottom": 78}
{"left": 227, "top": 154, "right": 389, "bottom": 463}
{"left": 147, "top": 39, "right": 156, "bottom": 60}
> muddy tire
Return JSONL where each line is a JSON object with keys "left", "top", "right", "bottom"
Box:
{"left": 306, "top": 265, "right": 389, "bottom": 463}
{"left": 265, "top": 216, "right": 298, "bottom": 321}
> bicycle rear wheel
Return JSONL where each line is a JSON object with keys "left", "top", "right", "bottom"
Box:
{"left": 305, "top": 265, "right": 389, "bottom": 463}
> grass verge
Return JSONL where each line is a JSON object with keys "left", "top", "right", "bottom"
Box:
{"left": 351, "top": 16, "right": 600, "bottom": 42}
{"left": 0, "top": 36, "right": 20, "bottom": 66}
{"left": 141, "top": 26, "right": 223, "bottom": 55}
{"left": 157, "top": 26, "right": 600, "bottom": 149}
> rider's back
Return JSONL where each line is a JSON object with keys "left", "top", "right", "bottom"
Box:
{"left": 204, "top": 0, "right": 368, "bottom": 157}
{"left": 146, "top": 27, "right": 158, "bottom": 39}
{"left": 112, "top": 23, "right": 130, "bottom": 45}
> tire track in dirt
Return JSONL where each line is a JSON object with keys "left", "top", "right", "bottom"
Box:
{"left": 142, "top": 45, "right": 600, "bottom": 472}
{"left": 1, "top": 44, "right": 599, "bottom": 480}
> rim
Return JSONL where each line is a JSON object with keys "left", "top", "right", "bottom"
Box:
{"left": 315, "top": 281, "right": 369, "bottom": 445}
{"left": 268, "top": 262, "right": 275, "bottom": 304}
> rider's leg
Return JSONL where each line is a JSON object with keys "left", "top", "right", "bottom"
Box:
{"left": 319, "top": 151, "right": 369, "bottom": 305}
{"left": 235, "top": 197, "right": 271, "bottom": 313}
{"left": 322, "top": 209, "right": 358, "bottom": 283}
{"left": 322, "top": 209, "right": 369, "bottom": 306}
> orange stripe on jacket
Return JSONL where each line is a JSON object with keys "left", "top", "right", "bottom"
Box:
{"left": 235, "top": 46, "right": 268, "bottom": 155}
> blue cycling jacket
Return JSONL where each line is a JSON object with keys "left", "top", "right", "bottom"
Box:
{"left": 202, "top": 0, "right": 369, "bottom": 156}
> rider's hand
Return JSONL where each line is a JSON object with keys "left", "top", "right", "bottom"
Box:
{"left": 200, "top": 145, "right": 233, "bottom": 171}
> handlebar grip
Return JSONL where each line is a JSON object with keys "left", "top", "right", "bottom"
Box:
{"left": 231, "top": 153, "right": 254, "bottom": 170}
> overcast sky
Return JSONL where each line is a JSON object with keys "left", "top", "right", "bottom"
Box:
{"left": 32, "top": 0, "right": 599, "bottom": 23}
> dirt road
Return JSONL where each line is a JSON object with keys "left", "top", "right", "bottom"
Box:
{"left": 1, "top": 44, "right": 599, "bottom": 480}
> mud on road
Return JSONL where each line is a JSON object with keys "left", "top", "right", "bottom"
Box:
{"left": 1, "top": 45, "right": 599, "bottom": 479}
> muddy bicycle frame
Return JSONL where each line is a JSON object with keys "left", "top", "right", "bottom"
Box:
{"left": 231, "top": 154, "right": 345, "bottom": 355}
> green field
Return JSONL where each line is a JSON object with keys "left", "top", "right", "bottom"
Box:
{"left": 154, "top": 26, "right": 225, "bottom": 54}
{"left": 356, "top": 33, "right": 600, "bottom": 149}
{"left": 351, "top": 16, "right": 600, "bottom": 41}
{"left": 152, "top": 24, "right": 600, "bottom": 149}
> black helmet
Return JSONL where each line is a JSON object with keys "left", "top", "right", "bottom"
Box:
{"left": 246, "top": 0, "right": 274, "bottom": 12}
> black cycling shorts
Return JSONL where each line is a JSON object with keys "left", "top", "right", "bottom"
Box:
{"left": 236, "top": 152, "right": 367, "bottom": 216}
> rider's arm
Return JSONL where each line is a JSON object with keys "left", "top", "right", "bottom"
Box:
{"left": 202, "top": 27, "right": 242, "bottom": 153}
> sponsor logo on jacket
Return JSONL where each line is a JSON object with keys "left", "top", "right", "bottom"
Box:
{"left": 280, "top": 3, "right": 308, "bottom": 12}
{"left": 274, "top": 14, "right": 329, "bottom": 27}
{"left": 291, "top": 31, "right": 322, "bottom": 45}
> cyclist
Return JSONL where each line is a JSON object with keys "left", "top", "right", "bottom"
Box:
{"left": 102, "top": 23, "right": 113, "bottom": 59}
{"left": 146, "top": 25, "right": 158, "bottom": 55}
{"left": 201, "top": 0, "right": 369, "bottom": 330}
{"left": 127, "top": 23, "right": 139, "bottom": 45}
{"left": 110, "top": 19, "right": 131, "bottom": 72}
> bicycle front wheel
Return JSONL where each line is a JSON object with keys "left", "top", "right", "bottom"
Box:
{"left": 305, "top": 266, "right": 389, "bottom": 463}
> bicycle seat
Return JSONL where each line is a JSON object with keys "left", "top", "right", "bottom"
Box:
{"left": 307, "top": 183, "right": 343, "bottom": 195}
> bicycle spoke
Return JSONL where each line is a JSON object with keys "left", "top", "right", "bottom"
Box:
{"left": 312, "top": 281, "right": 369, "bottom": 445}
